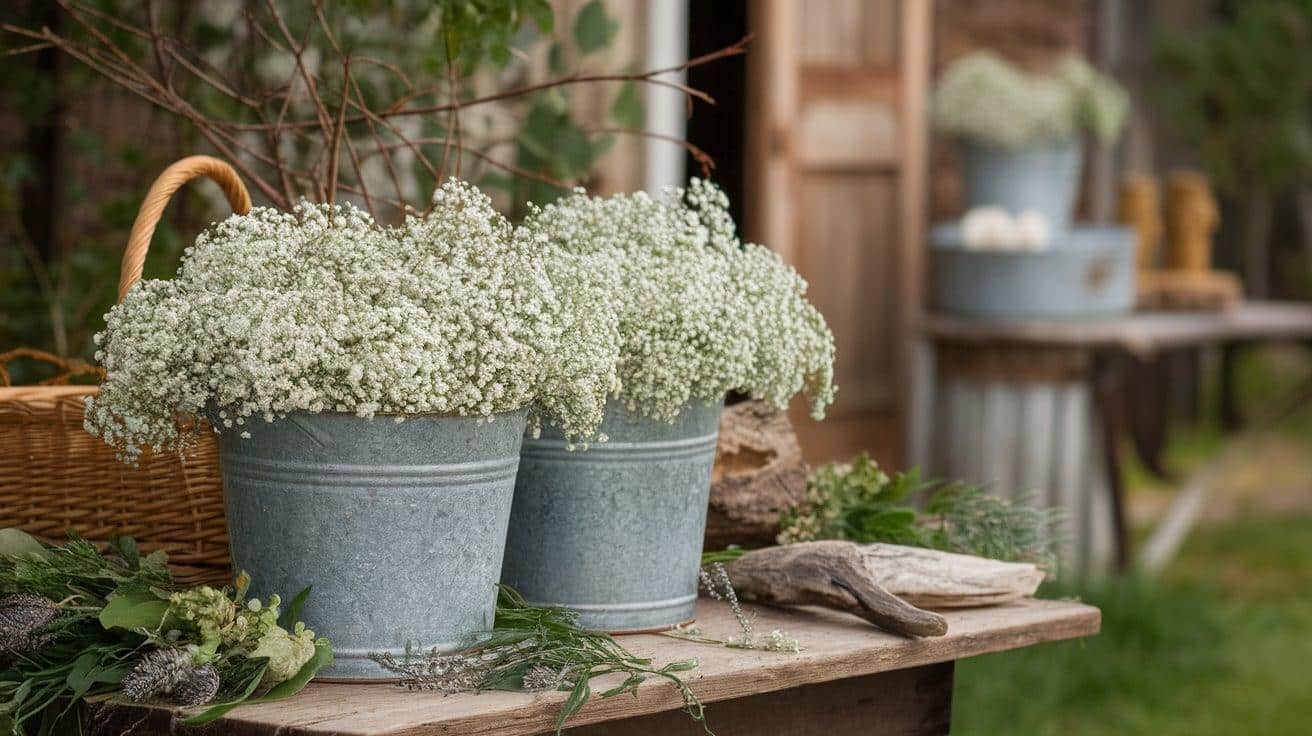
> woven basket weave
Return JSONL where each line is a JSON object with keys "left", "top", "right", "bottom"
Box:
{"left": 0, "top": 156, "right": 251, "bottom": 585}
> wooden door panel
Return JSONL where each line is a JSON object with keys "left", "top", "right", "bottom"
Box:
{"left": 747, "top": 0, "right": 931, "bottom": 463}
{"left": 797, "top": 173, "right": 900, "bottom": 411}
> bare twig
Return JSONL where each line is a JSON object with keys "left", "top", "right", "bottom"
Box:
{"left": 1, "top": 6, "right": 739, "bottom": 214}
{"left": 587, "top": 127, "right": 716, "bottom": 177}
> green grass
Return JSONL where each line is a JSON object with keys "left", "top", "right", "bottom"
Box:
{"left": 952, "top": 513, "right": 1312, "bottom": 735}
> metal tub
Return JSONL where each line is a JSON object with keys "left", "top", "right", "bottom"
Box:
{"left": 962, "top": 140, "right": 1083, "bottom": 234}
{"left": 930, "top": 223, "right": 1136, "bottom": 319}
{"left": 502, "top": 399, "right": 722, "bottom": 633}
{"left": 216, "top": 409, "right": 527, "bottom": 680}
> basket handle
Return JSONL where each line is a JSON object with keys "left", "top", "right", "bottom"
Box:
{"left": 117, "top": 155, "right": 252, "bottom": 303}
{"left": 0, "top": 348, "right": 104, "bottom": 387}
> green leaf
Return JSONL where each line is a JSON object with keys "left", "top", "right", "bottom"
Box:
{"left": 278, "top": 586, "right": 312, "bottom": 630}
{"left": 610, "top": 82, "right": 644, "bottom": 129}
{"left": 107, "top": 535, "right": 140, "bottom": 570}
{"left": 573, "top": 0, "right": 617, "bottom": 54}
{"left": 64, "top": 652, "right": 127, "bottom": 709}
{"left": 183, "top": 640, "right": 332, "bottom": 726}
{"left": 555, "top": 677, "right": 591, "bottom": 732}
{"left": 526, "top": 0, "right": 554, "bottom": 34}
{"left": 99, "top": 590, "right": 169, "bottom": 631}
{"left": 0, "top": 529, "right": 48, "bottom": 559}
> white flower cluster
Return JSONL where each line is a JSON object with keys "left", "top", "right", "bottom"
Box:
{"left": 932, "top": 52, "right": 1129, "bottom": 148}
{"left": 86, "top": 179, "right": 618, "bottom": 460}
{"left": 522, "top": 178, "right": 836, "bottom": 423}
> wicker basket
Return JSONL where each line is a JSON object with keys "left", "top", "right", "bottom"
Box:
{"left": 0, "top": 155, "right": 251, "bottom": 585}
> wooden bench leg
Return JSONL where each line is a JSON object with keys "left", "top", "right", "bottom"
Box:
{"left": 563, "top": 662, "right": 955, "bottom": 736}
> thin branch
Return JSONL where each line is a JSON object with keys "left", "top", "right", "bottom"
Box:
{"left": 4, "top": 41, "right": 55, "bottom": 55}
{"left": 265, "top": 0, "right": 334, "bottom": 199}
{"left": 211, "top": 34, "right": 752, "bottom": 133}
{"left": 438, "top": 26, "right": 459, "bottom": 182}
{"left": 588, "top": 127, "right": 717, "bottom": 177}
{"left": 347, "top": 71, "right": 406, "bottom": 218}
{"left": 325, "top": 56, "right": 351, "bottom": 206}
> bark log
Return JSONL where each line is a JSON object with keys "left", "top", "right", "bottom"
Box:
{"left": 705, "top": 401, "right": 808, "bottom": 549}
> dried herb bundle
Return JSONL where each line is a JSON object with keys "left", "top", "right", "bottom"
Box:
{"left": 777, "top": 454, "right": 1064, "bottom": 568}
{"left": 0, "top": 529, "right": 330, "bottom": 735}
{"left": 370, "top": 586, "right": 706, "bottom": 735}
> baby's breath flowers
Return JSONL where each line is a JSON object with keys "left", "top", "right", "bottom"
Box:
{"left": 521, "top": 178, "right": 836, "bottom": 424}
{"left": 932, "top": 51, "right": 1129, "bottom": 148}
{"left": 85, "top": 179, "right": 618, "bottom": 459}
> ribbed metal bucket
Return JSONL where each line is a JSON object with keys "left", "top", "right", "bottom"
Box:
{"left": 214, "top": 409, "right": 527, "bottom": 680}
{"left": 962, "top": 139, "right": 1083, "bottom": 234}
{"left": 502, "top": 399, "right": 722, "bottom": 633}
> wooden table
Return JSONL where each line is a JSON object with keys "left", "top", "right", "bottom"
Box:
{"left": 917, "top": 301, "right": 1312, "bottom": 356}
{"left": 909, "top": 300, "right": 1312, "bottom": 572}
{"left": 119, "top": 598, "right": 1099, "bottom": 735}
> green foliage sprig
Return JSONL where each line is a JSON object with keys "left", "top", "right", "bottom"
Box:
{"left": 369, "top": 586, "right": 706, "bottom": 736}
{"left": 0, "top": 530, "right": 331, "bottom": 735}
{"left": 776, "top": 454, "right": 1063, "bottom": 568}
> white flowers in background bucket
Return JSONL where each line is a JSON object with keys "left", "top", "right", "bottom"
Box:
{"left": 961, "top": 206, "right": 1052, "bottom": 252}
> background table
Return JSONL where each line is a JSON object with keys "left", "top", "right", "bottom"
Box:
{"left": 117, "top": 598, "right": 1099, "bottom": 735}
{"left": 908, "top": 300, "right": 1312, "bottom": 574}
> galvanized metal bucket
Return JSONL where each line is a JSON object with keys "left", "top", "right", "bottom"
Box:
{"left": 930, "top": 223, "right": 1136, "bottom": 319}
{"left": 502, "top": 399, "right": 722, "bottom": 633}
{"left": 962, "top": 139, "right": 1084, "bottom": 234}
{"left": 214, "top": 408, "right": 528, "bottom": 680}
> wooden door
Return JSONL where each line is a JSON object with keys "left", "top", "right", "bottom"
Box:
{"left": 745, "top": 0, "right": 932, "bottom": 464}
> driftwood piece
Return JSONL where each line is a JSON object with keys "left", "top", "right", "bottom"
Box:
{"left": 706, "top": 401, "right": 809, "bottom": 548}
{"left": 723, "top": 542, "right": 1048, "bottom": 638}
{"left": 859, "top": 544, "right": 1045, "bottom": 608}
{"left": 723, "top": 541, "right": 949, "bottom": 638}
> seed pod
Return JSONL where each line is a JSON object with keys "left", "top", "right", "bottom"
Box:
{"left": 0, "top": 593, "right": 59, "bottom": 653}
{"left": 172, "top": 664, "right": 221, "bottom": 706}
{"left": 121, "top": 649, "right": 193, "bottom": 702}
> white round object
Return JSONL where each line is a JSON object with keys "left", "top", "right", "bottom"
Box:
{"left": 1014, "top": 210, "right": 1052, "bottom": 251}
{"left": 961, "top": 206, "right": 1016, "bottom": 250}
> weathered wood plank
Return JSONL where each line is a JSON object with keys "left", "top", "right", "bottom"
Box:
{"left": 119, "top": 599, "right": 1098, "bottom": 736}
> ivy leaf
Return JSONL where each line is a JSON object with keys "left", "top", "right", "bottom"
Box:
{"left": 573, "top": 0, "right": 617, "bottom": 54}
{"left": 611, "top": 82, "right": 644, "bottom": 129}
{"left": 99, "top": 590, "right": 169, "bottom": 631}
